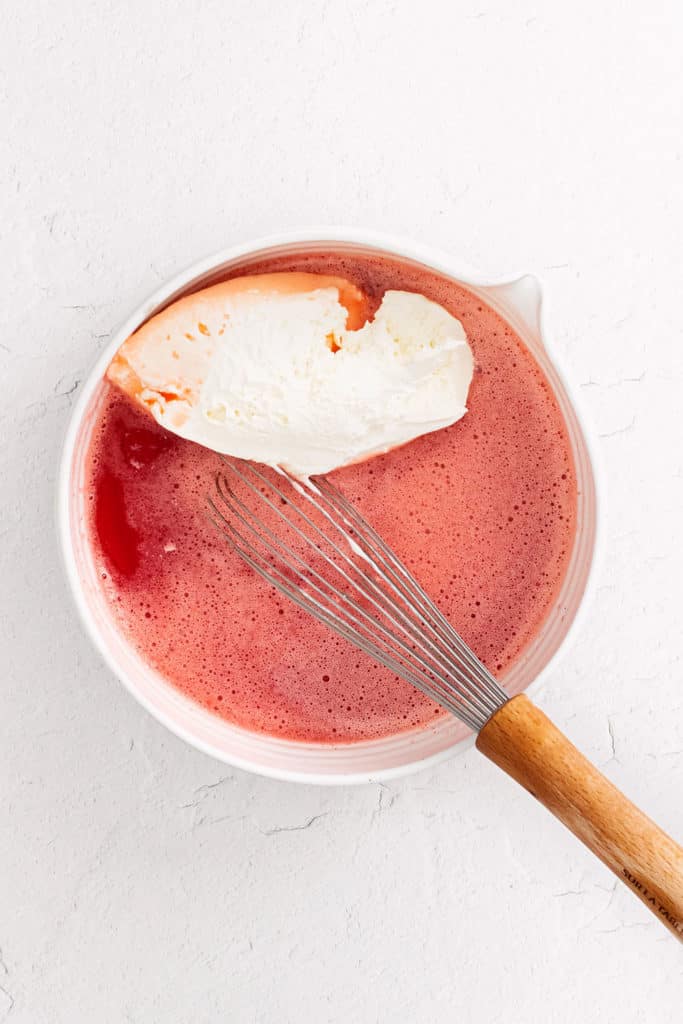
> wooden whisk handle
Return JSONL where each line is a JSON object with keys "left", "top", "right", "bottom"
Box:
{"left": 476, "top": 695, "right": 683, "bottom": 940}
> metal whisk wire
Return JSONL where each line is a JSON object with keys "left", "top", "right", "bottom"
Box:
{"left": 207, "top": 457, "right": 508, "bottom": 732}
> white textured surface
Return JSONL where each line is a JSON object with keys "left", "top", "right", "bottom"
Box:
{"left": 1, "top": 1, "right": 682, "bottom": 1020}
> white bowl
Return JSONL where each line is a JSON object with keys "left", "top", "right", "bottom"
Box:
{"left": 57, "top": 228, "right": 601, "bottom": 784}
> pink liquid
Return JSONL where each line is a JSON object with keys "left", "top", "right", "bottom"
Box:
{"left": 82, "top": 250, "right": 577, "bottom": 743}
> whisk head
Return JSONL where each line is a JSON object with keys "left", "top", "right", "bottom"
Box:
{"left": 207, "top": 457, "right": 508, "bottom": 733}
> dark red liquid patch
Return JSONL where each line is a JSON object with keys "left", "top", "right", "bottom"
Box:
{"left": 83, "top": 250, "right": 577, "bottom": 743}
{"left": 94, "top": 469, "right": 140, "bottom": 578}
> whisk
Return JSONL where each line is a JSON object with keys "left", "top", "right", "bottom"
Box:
{"left": 208, "top": 456, "right": 683, "bottom": 940}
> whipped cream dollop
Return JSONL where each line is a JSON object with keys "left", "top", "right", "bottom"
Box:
{"left": 107, "top": 272, "right": 474, "bottom": 477}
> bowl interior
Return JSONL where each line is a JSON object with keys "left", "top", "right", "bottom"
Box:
{"left": 61, "top": 237, "right": 598, "bottom": 783}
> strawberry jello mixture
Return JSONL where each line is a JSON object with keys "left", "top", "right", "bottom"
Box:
{"left": 81, "top": 250, "right": 577, "bottom": 742}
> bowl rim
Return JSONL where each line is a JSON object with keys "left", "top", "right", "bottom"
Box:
{"left": 56, "top": 226, "right": 604, "bottom": 784}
